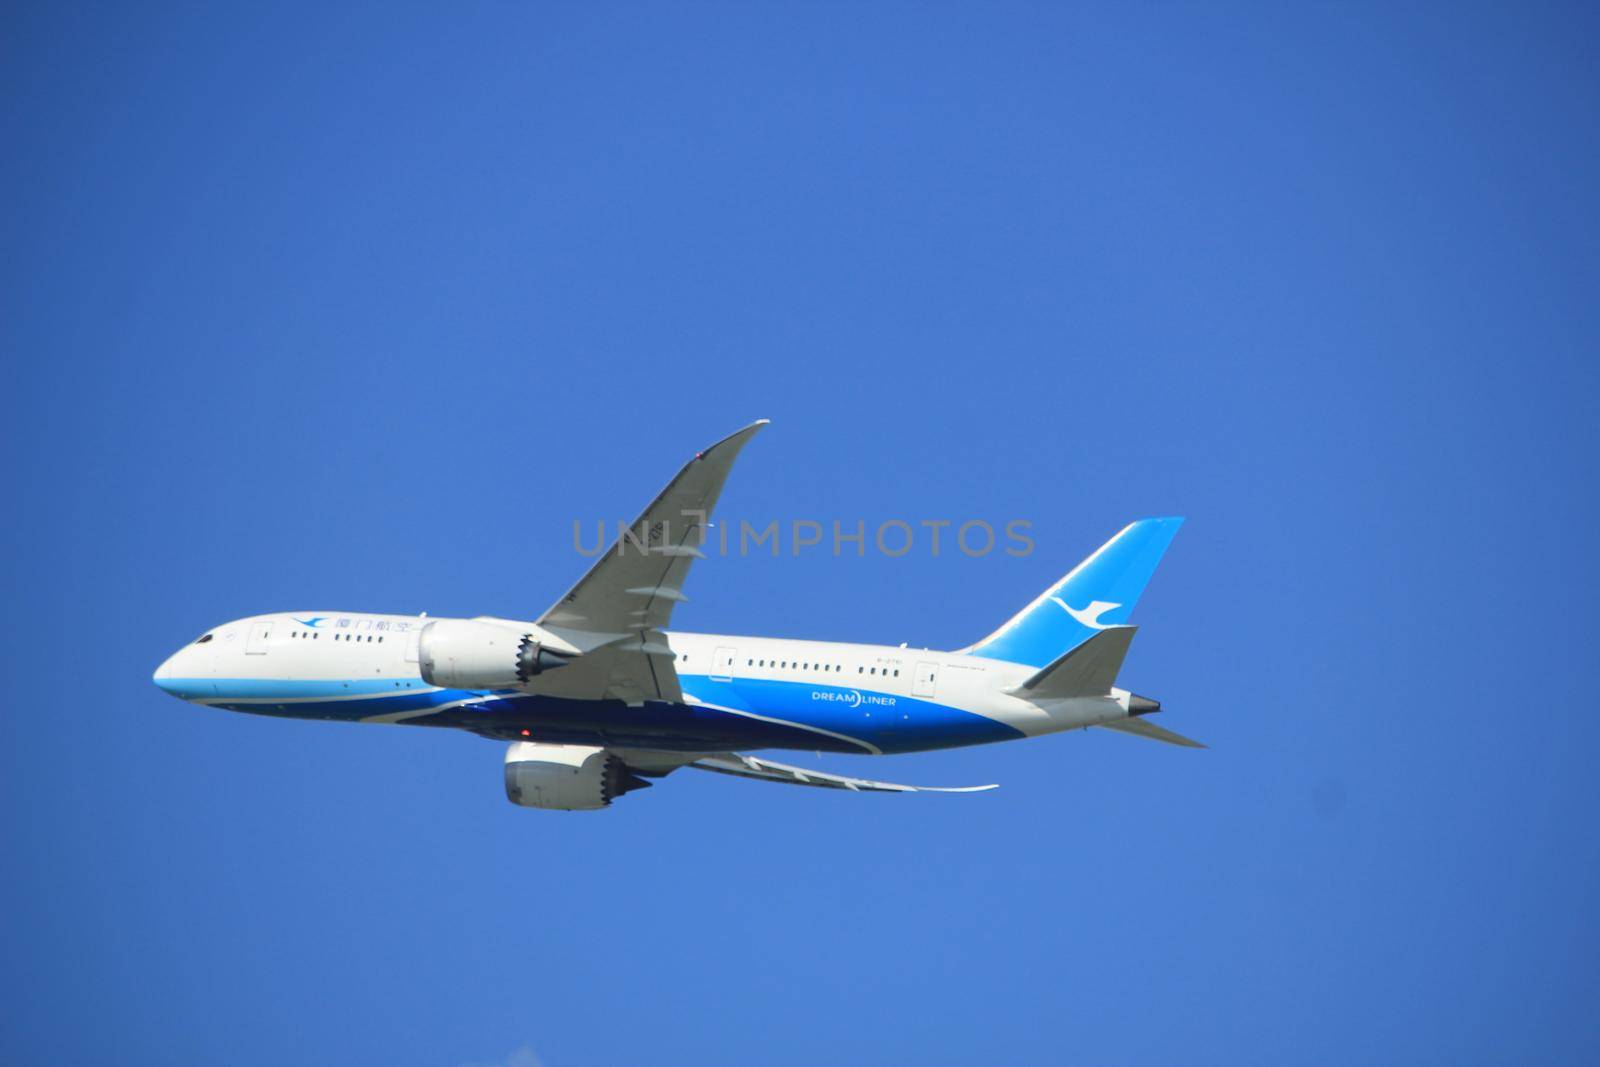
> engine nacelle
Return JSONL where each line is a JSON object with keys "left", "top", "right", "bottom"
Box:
{"left": 503, "top": 742, "right": 652, "bottom": 811}
{"left": 417, "top": 618, "right": 573, "bottom": 690}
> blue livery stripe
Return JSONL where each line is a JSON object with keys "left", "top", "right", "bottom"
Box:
{"left": 170, "top": 675, "right": 1023, "bottom": 756}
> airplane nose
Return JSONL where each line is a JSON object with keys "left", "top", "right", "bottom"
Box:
{"left": 153, "top": 651, "right": 183, "bottom": 695}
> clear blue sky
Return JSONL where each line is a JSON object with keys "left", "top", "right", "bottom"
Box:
{"left": 4, "top": 4, "right": 1597, "bottom": 1064}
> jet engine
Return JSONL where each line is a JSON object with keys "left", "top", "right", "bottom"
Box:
{"left": 503, "top": 742, "right": 652, "bottom": 810}
{"left": 417, "top": 619, "right": 573, "bottom": 690}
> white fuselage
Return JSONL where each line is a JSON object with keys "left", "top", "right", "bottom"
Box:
{"left": 153, "top": 612, "right": 1136, "bottom": 756}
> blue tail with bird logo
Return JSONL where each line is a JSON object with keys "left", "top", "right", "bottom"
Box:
{"left": 960, "top": 517, "right": 1183, "bottom": 668}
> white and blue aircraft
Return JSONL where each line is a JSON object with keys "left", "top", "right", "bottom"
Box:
{"left": 154, "top": 422, "right": 1196, "bottom": 810}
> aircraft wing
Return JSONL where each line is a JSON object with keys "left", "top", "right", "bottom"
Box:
{"left": 519, "top": 639, "right": 688, "bottom": 706}
{"left": 532, "top": 420, "right": 767, "bottom": 705}
{"left": 689, "top": 753, "right": 998, "bottom": 793}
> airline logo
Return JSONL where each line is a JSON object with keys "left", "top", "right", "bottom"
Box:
{"left": 1050, "top": 598, "right": 1121, "bottom": 630}
{"left": 293, "top": 617, "right": 328, "bottom": 628}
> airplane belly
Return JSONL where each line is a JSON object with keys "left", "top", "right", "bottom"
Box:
{"left": 684, "top": 674, "right": 1023, "bottom": 755}
{"left": 403, "top": 692, "right": 869, "bottom": 754}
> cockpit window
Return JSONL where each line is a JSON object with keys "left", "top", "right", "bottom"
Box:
{"left": 195, "top": 634, "right": 214, "bottom": 644}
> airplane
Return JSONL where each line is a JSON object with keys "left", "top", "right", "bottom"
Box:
{"left": 152, "top": 421, "right": 1197, "bottom": 810}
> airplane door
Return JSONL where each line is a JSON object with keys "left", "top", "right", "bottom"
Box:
{"left": 405, "top": 628, "right": 420, "bottom": 663}
{"left": 912, "top": 661, "right": 939, "bottom": 698}
{"left": 246, "top": 621, "right": 274, "bottom": 655}
{"left": 711, "top": 646, "right": 737, "bottom": 682}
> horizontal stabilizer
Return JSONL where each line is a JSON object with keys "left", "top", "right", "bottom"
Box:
{"left": 1010, "top": 626, "right": 1137, "bottom": 699}
{"left": 1097, "top": 717, "right": 1205, "bottom": 748}
{"left": 689, "top": 754, "right": 997, "bottom": 793}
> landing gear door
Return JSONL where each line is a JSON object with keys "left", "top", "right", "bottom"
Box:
{"left": 246, "top": 621, "right": 274, "bottom": 655}
{"left": 912, "top": 661, "right": 939, "bottom": 698}
{"left": 711, "top": 646, "right": 737, "bottom": 682}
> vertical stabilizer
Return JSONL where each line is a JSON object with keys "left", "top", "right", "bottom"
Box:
{"left": 961, "top": 517, "right": 1182, "bottom": 667}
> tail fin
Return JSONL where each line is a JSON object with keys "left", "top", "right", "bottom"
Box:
{"left": 961, "top": 517, "right": 1182, "bottom": 667}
